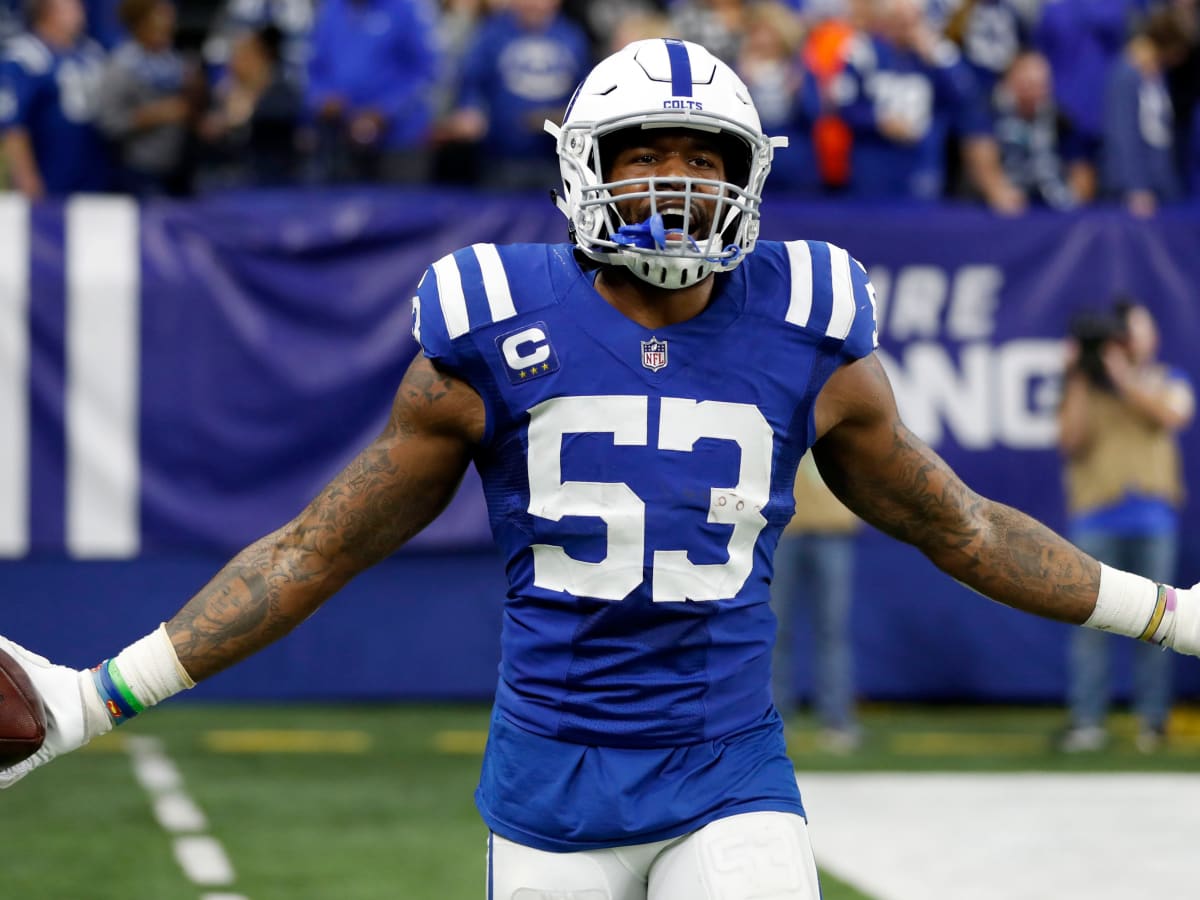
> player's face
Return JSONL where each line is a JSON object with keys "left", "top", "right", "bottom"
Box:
{"left": 605, "top": 130, "right": 728, "bottom": 242}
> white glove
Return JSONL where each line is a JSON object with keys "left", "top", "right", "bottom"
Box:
{"left": 0, "top": 636, "right": 111, "bottom": 788}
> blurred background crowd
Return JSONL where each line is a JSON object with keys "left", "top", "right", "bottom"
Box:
{"left": 1, "top": 0, "right": 1198, "bottom": 214}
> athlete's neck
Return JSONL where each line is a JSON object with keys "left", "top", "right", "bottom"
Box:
{"left": 593, "top": 267, "right": 716, "bottom": 330}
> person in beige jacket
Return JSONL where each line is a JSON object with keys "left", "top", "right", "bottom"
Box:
{"left": 771, "top": 450, "right": 862, "bottom": 752}
{"left": 1058, "top": 300, "right": 1194, "bottom": 752}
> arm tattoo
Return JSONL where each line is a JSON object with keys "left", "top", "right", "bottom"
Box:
{"left": 168, "top": 359, "right": 477, "bottom": 681}
{"left": 822, "top": 388, "right": 1100, "bottom": 625}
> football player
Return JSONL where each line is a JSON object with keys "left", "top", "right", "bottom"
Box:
{"left": 3, "top": 39, "right": 1199, "bottom": 899}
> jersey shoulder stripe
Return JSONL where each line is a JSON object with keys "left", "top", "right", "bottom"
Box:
{"left": 413, "top": 243, "right": 558, "bottom": 363}
{"left": 423, "top": 242, "right": 519, "bottom": 340}
{"left": 781, "top": 239, "right": 878, "bottom": 359}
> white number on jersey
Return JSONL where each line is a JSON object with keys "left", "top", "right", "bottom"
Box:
{"left": 526, "top": 395, "right": 772, "bottom": 602}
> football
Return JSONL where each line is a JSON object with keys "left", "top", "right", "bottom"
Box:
{"left": 0, "top": 646, "right": 47, "bottom": 766}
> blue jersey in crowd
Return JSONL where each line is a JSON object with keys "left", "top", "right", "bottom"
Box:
{"left": 412, "top": 239, "right": 878, "bottom": 850}
{"left": 0, "top": 32, "right": 112, "bottom": 193}
{"left": 955, "top": 0, "right": 1032, "bottom": 98}
{"left": 1035, "top": 0, "right": 1149, "bottom": 148}
{"left": 456, "top": 11, "right": 590, "bottom": 162}
{"left": 1102, "top": 56, "right": 1182, "bottom": 202}
{"left": 305, "top": 0, "right": 438, "bottom": 151}
{"left": 836, "top": 34, "right": 991, "bottom": 201}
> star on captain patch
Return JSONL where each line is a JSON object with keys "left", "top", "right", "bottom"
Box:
{"left": 641, "top": 337, "right": 668, "bottom": 372}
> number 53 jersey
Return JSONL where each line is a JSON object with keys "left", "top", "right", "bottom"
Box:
{"left": 413, "top": 240, "right": 878, "bottom": 849}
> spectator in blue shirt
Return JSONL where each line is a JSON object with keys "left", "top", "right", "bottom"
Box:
{"left": 440, "top": 0, "right": 589, "bottom": 190}
{"left": 0, "top": 0, "right": 113, "bottom": 197}
{"left": 944, "top": 0, "right": 1035, "bottom": 100}
{"left": 83, "top": 0, "right": 124, "bottom": 49}
{"left": 832, "top": 0, "right": 1022, "bottom": 210}
{"left": 1036, "top": 0, "right": 1150, "bottom": 203}
{"left": 306, "top": 0, "right": 440, "bottom": 184}
{"left": 1101, "top": 7, "right": 1190, "bottom": 216}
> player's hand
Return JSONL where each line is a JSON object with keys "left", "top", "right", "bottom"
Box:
{"left": 0, "top": 636, "right": 110, "bottom": 788}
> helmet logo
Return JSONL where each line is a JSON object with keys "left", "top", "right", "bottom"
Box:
{"left": 641, "top": 337, "right": 669, "bottom": 372}
{"left": 663, "top": 99, "right": 703, "bottom": 110}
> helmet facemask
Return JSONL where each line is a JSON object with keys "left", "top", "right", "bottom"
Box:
{"left": 546, "top": 40, "right": 787, "bottom": 291}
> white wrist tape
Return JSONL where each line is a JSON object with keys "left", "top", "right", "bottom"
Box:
{"left": 113, "top": 624, "right": 196, "bottom": 705}
{"left": 92, "top": 624, "right": 195, "bottom": 726}
{"left": 1169, "top": 586, "right": 1200, "bottom": 657}
{"left": 1086, "top": 563, "right": 1176, "bottom": 646}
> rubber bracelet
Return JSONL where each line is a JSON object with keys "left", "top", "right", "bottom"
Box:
{"left": 93, "top": 660, "right": 143, "bottom": 725}
{"left": 91, "top": 624, "right": 194, "bottom": 727}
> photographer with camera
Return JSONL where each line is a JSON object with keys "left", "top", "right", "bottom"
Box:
{"left": 1058, "top": 300, "right": 1195, "bottom": 752}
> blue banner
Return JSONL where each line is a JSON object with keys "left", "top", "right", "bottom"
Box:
{"left": 2, "top": 190, "right": 1198, "bottom": 700}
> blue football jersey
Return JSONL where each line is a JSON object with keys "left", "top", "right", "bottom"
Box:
{"left": 413, "top": 240, "right": 878, "bottom": 848}
{"left": 0, "top": 33, "right": 112, "bottom": 193}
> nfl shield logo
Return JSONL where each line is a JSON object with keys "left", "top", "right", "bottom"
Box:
{"left": 641, "top": 337, "right": 668, "bottom": 372}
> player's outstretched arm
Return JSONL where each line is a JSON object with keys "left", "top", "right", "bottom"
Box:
{"left": 0, "top": 354, "right": 484, "bottom": 786}
{"left": 811, "top": 354, "right": 1200, "bottom": 653}
{"left": 165, "top": 354, "right": 484, "bottom": 680}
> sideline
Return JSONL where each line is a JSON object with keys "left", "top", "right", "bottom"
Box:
{"left": 799, "top": 772, "right": 1200, "bottom": 900}
{"left": 125, "top": 735, "right": 249, "bottom": 900}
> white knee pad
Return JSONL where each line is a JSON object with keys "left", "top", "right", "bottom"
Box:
{"left": 650, "top": 811, "right": 821, "bottom": 900}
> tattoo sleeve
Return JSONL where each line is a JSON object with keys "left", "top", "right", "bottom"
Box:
{"left": 815, "top": 355, "right": 1101, "bottom": 625}
{"left": 166, "top": 356, "right": 482, "bottom": 681}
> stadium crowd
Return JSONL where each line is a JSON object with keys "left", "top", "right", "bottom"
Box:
{"left": 0, "top": 0, "right": 1198, "bottom": 213}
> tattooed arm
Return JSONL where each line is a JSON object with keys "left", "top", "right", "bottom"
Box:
{"left": 0, "top": 354, "right": 487, "bottom": 788}
{"left": 166, "top": 353, "right": 485, "bottom": 680}
{"left": 811, "top": 354, "right": 1100, "bottom": 624}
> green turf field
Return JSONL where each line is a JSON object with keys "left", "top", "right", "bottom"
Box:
{"left": 0, "top": 703, "right": 1196, "bottom": 900}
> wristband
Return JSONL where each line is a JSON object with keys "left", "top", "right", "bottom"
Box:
{"left": 92, "top": 624, "right": 195, "bottom": 727}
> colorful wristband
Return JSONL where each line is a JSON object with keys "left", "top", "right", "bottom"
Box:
{"left": 92, "top": 659, "right": 145, "bottom": 725}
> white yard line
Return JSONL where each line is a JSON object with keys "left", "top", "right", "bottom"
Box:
{"left": 799, "top": 772, "right": 1200, "bottom": 900}
{"left": 125, "top": 736, "right": 249, "bottom": 900}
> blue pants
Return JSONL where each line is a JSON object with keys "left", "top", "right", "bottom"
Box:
{"left": 1068, "top": 530, "right": 1178, "bottom": 731}
{"left": 769, "top": 532, "right": 856, "bottom": 729}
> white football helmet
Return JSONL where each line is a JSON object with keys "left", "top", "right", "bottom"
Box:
{"left": 546, "top": 39, "right": 788, "bottom": 290}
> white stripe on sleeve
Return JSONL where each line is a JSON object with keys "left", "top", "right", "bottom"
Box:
{"left": 472, "top": 243, "right": 516, "bottom": 324}
{"left": 784, "top": 241, "right": 813, "bottom": 328}
{"left": 432, "top": 254, "right": 469, "bottom": 339}
{"left": 825, "top": 244, "right": 857, "bottom": 340}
